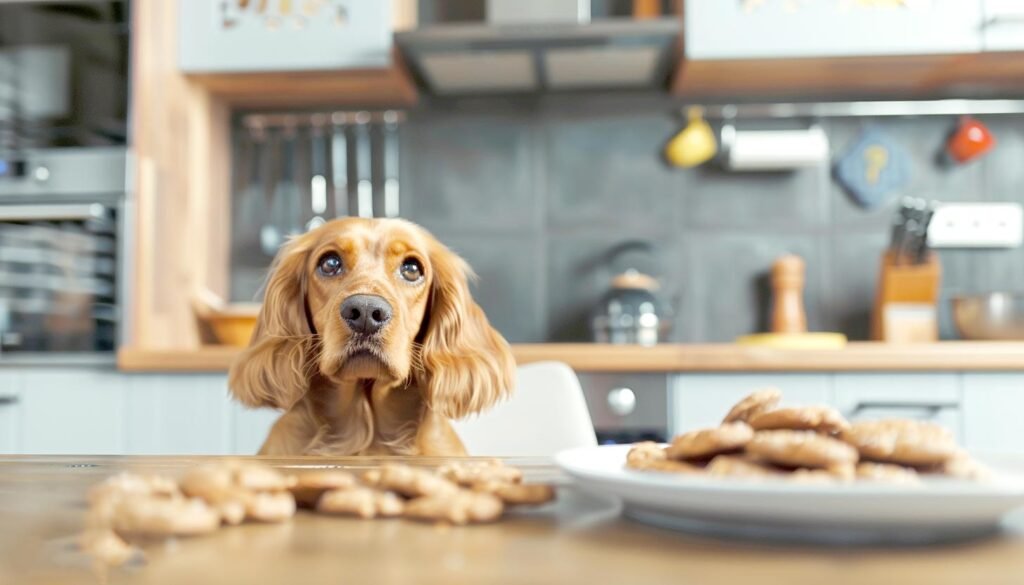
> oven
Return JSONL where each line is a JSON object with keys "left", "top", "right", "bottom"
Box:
{"left": 0, "top": 146, "right": 126, "bottom": 352}
{"left": 0, "top": 1, "right": 128, "bottom": 353}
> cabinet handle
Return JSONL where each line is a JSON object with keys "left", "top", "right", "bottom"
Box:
{"left": 984, "top": 14, "right": 1024, "bottom": 28}
{"left": 0, "top": 395, "right": 19, "bottom": 406}
{"left": 846, "top": 401, "right": 957, "bottom": 420}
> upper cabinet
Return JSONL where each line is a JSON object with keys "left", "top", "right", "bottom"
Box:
{"left": 982, "top": 0, "right": 1024, "bottom": 51}
{"left": 179, "top": 1, "right": 393, "bottom": 73}
{"left": 685, "top": 0, "right": 982, "bottom": 60}
{"left": 676, "top": 0, "right": 1024, "bottom": 98}
{"left": 176, "top": 0, "right": 417, "bottom": 108}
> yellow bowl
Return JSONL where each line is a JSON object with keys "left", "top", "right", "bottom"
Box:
{"left": 207, "top": 314, "right": 257, "bottom": 348}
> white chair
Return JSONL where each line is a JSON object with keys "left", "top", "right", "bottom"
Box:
{"left": 452, "top": 361, "right": 598, "bottom": 457}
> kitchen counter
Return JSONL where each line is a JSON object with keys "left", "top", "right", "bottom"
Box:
{"left": 5, "top": 454, "right": 1024, "bottom": 585}
{"left": 118, "top": 341, "right": 1024, "bottom": 373}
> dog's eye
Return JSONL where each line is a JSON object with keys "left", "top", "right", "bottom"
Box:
{"left": 317, "top": 253, "right": 344, "bottom": 277}
{"left": 399, "top": 258, "right": 423, "bottom": 282}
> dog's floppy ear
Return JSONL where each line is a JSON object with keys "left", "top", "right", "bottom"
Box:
{"left": 416, "top": 239, "right": 514, "bottom": 419}
{"left": 228, "top": 236, "right": 315, "bottom": 410}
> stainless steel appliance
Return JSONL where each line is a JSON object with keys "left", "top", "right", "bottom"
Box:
{"left": 579, "top": 372, "right": 668, "bottom": 444}
{"left": 0, "top": 1, "right": 129, "bottom": 151}
{"left": 590, "top": 241, "right": 673, "bottom": 345}
{"left": 0, "top": 147, "right": 126, "bottom": 352}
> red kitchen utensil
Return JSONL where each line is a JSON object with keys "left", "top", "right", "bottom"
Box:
{"left": 947, "top": 116, "right": 995, "bottom": 164}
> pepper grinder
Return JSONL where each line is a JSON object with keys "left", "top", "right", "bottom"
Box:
{"left": 770, "top": 254, "right": 807, "bottom": 334}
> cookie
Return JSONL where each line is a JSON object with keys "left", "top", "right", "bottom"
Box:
{"left": 109, "top": 495, "right": 221, "bottom": 537}
{"left": 180, "top": 461, "right": 296, "bottom": 523}
{"left": 79, "top": 529, "right": 140, "bottom": 568}
{"left": 856, "top": 462, "right": 920, "bottom": 485}
{"left": 317, "top": 487, "right": 405, "bottom": 519}
{"left": 748, "top": 406, "right": 850, "bottom": 434}
{"left": 706, "top": 455, "right": 782, "bottom": 478}
{"left": 665, "top": 422, "right": 754, "bottom": 460}
{"left": 362, "top": 464, "right": 460, "bottom": 498}
{"left": 747, "top": 429, "right": 859, "bottom": 469}
{"left": 626, "top": 442, "right": 668, "bottom": 465}
{"left": 404, "top": 491, "right": 504, "bottom": 525}
{"left": 437, "top": 461, "right": 523, "bottom": 487}
{"left": 242, "top": 491, "right": 297, "bottom": 522}
{"left": 722, "top": 388, "right": 782, "bottom": 424}
{"left": 471, "top": 481, "right": 556, "bottom": 506}
{"left": 841, "top": 419, "right": 958, "bottom": 466}
{"left": 930, "top": 455, "right": 992, "bottom": 481}
{"left": 626, "top": 458, "right": 703, "bottom": 474}
{"left": 289, "top": 470, "right": 358, "bottom": 508}
{"left": 89, "top": 473, "right": 180, "bottom": 504}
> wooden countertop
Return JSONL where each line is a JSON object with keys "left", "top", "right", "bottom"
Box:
{"left": 6, "top": 455, "right": 1024, "bottom": 585}
{"left": 117, "top": 341, "right": 1024, "bottom": 373}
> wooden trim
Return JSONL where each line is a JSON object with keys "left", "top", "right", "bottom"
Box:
{"left": 118, "top": 342, "right": 1024, "bottom": 373}
{"left": 673, "top": 52, "right": 1024, "bottom": 99}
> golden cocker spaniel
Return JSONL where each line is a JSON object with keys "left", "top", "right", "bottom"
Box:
{"left": 228, "top": 218, "right": 514, "bottom": 456}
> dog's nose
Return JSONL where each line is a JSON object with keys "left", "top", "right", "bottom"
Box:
{"left": 340, "top": 294, "right": 393, "bottom": 335}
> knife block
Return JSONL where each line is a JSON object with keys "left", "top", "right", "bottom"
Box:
{"left": 871, "top": 250, "right": 942, "bottom": 343}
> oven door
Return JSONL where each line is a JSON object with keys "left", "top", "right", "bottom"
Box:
{"left": 0, "top": 202, "right": 117, "bottom": 352}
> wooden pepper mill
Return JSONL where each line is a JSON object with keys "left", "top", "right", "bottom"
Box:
{"left": 770, "top": 254, "right": 807, "bottom": 334}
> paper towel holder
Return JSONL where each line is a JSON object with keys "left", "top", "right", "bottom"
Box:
{"left": 718, "top": 122, "right": 829, "bottom": 172}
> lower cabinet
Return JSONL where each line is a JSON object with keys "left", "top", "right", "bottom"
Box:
{"left": 962, "top": 374, "right": 1024, "bottom": 456}
{"left": 669, "top": 374, "right": 832, "bottom": 436}
{"left": 671, "top": 372, "right": 1022, "bottom": 454}
{"left": 0, "top": 368, "right": 279, "bottom": 455}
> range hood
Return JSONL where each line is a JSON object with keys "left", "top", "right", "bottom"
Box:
{"left": 395, "top": 17, "right": 680, "bottom": 95}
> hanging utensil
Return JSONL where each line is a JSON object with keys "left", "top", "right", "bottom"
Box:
{"left": 331, "top": 112, "right": 349, "bottom": 217}
{"left": 354, "top": 111, "right": 373, "bottom": 218}
{"left": 259, "top": 127, "right": 284, "bottom": 256}
{"left": 306, "top": 115, "right": 328, "bottom": 231}
{"left": 383, "top": 110, "right": 400, "bottom": 218}
{"left": 237, "top": 122, "right": 267, "bottom": 248}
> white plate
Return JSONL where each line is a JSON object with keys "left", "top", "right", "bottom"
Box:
{"left": 556, "top": 445, "right": 1024, "bottom": 545}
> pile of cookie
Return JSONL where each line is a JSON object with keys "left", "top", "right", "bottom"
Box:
{"left": 81, "top": 459, "right": 555, "bottom": 569}
{"left": 627, "top": 388, "right": 989, "bottom": 484}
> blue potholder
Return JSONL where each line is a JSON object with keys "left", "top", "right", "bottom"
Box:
{"left": 833, "top": 125, "right": 911, "bottom": 210}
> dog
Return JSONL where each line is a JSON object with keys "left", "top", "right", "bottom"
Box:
{"left": 228, "top": 218, "right": 515, "bottom": 456}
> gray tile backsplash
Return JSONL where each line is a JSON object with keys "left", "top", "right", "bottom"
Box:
{"left": 232, "top": 94, "right": 1024, "bottom": 344}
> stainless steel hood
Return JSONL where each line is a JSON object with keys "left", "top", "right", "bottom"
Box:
{"left": 395, "top": 17, "right": 680, "bottom": 95}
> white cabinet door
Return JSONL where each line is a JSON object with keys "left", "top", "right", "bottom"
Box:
{"left": 232, "top": 402, "right": 280, "bottom": 455}
{"left": 685, "top": 0, "right": 982, "bottom": 60}
{"left": 0, "top": 373, "right": 20, "bottom": 454}
{"left": 982, "top": 0, "right": 1024, "bottom": 50}
{"left": 962, "top": 374, "right": 1024, "bottom": 455}
{"left": 670, "top": 374, "right": 832, "bottom": 435}
{"left": 19, "top": 370, "right": 128, "bottom": 454}
{"left": 124, "top": 375, "right": 234, "bottom": 455}
{"left": 834, "top": 374, "right": 962, "bottom": 443}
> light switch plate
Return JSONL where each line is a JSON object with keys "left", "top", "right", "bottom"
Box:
{"left": 927, "top": 202, "right": 1024, "bottom": 248}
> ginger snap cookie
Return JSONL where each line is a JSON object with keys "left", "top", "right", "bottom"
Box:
{"left": 289, "top": 470, "right": 358, "bottom": 508}
{"left": 706, "top": 454, "right": 782, "bottom": 478}
{"left": 665, "top": 422, "right": 754, "bottom": 460}
{"left": 841, "top": 419, "right": 958, "bottom": 466}
{"left": 748, "top": 406, "right": 850, "bottom": 434}
{"left": 855, "top": 462, "right": 920, "bottom": 484}
{"left": 747, "top": 429, "right": 859, "bottom": 469}
{"left": 626, "top": 441, "right": 668, "bottom": 465}
{"left": 722, "top": 388, "right": 782, "bottom": 424}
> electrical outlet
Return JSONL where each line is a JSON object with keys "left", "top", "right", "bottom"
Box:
{"left": 927, "top": 203, "right": 1024, "bottom": 248}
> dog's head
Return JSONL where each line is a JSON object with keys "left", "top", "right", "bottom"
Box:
{"left": 228, "top": 218, "right": 514, "bottom": 419}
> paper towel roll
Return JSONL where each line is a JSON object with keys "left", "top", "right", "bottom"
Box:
{"left": 724, "top": 126, "right": 829, "bottom": 171}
